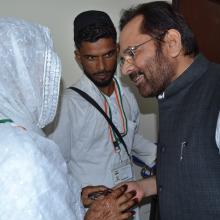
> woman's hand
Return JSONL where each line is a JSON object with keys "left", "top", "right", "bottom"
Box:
{"left": 85, "top": 185, "right": 137, "bottom": 220}
{"left": 81, "top": 185, "right": 109, "bottom": 207}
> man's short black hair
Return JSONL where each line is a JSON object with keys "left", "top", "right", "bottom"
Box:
{"left": 120, "top": 1, "right": 199, "bottom": 56}
{"left": 74, "top": 10, "right": 117, "bottom": 49}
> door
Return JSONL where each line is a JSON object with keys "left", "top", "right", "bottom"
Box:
{"left": 173, "top": 0, "right": 220, "bottom": 63}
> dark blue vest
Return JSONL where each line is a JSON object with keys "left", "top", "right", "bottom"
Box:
{"left": 157, "top": 55, "right": 220, "bottom": 220}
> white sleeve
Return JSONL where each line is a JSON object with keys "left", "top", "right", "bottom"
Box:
{"left": 47, "top": 90, "right": 90, "bottom": 165}
{"left": 127, "top": 91, "right": 157, "bottom": 167}
{"left": 0, "top": 127, "right": 84, "bottom": 220}
{"left": 46, "top": 92, "right": 72, "bottom": 163}
{"left": 132, "top": 132, "right": 157, "bottom": 167}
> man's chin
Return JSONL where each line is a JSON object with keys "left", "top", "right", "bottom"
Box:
{"left": 137, "top": 85, "right": 152, "bottom": 98}
{"left": 139, "top": 90, "right": 150, "bottom": 98}
{"left": 93, "top": 79, "right": 112, "bottom": 88}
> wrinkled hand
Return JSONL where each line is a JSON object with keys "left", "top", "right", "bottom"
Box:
{"left": 85, "top": 185, "right": 137, "bottom": 220}
{"left": 81, "top": 185, "right": 109, "bottom": 207}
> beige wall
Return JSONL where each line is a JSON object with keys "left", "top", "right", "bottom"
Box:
{"left": 0, "top": 0, "right": 171, "bottom": 142}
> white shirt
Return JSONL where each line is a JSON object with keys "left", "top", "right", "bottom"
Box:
{"left": 49, "top": 75, "right": 157, "bottom": 187}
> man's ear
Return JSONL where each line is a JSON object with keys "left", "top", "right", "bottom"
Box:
{"left": 74, "top": 50, "right": 82, "bottom": 67}
{"left": 163, "top": 29, "right": 182, "bottom": 58}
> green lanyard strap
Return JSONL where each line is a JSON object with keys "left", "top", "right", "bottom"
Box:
{"left": 102, "top": 79, "right": 128, "bottom": 145}
{"left": 0, "top": 119, "right": 13, "bottom": 123}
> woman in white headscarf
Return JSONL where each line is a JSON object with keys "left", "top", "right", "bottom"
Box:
{"left": 0, "top": 17, "right": 84, "bottom": 220}
{"left": 0, "top": 18, "right": 136, "bottom": 220}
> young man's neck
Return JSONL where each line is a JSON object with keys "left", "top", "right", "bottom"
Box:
{"left": 99, "top": 80, "right": 115, "bottom": 97}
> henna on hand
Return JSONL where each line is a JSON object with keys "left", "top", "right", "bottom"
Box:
{"left": 85, "top": 185, "right": 137, "bottom": 220}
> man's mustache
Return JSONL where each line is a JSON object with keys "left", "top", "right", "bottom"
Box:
{"left": 93, "top": 71, "right": 112, "bottom": 76}
{"left": 129, "top": 72, "right": 144, "bottom": 81}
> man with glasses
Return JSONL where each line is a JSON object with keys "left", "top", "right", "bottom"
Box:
{"left": 48, "top": 10, "right": 157, "bottom": 220}
{"left": 119, "top": 1, "right": 220, "bottom": 220}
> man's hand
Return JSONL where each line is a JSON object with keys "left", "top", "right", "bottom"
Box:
{"left": 123, "top": 181, "right": 145, "bottom": 202}
{"left": 114, "top": 176, "right": 157, "bottom": 202}
{"left": 81, "top": 185, "right": 109, "bottom": 207}
{"left": 85, "top": 185, "right": 137, "bottom": 220}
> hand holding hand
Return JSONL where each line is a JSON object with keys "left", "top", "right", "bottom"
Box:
{"left": 81, "top": 185, "right": 109, "bottom": 207}
{"left": 124, "top": 181, "right": 145, "bottom": 202}
{"left": 85, "top": 185, "right": 137, "bottom": 220}
{"left": 113, "top": 176, "right": 157, "bottom": 202}
{"left": 113, "top": 181, "right": 144, "bottom": 203}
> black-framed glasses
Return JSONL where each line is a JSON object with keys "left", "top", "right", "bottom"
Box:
{"left": 120, "top": 38, "right": 153, "bottom": 67}
{"left": 120, "top": 31, "right": 167, "bottom": 67}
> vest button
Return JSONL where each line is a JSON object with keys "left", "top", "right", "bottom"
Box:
{"left": 161, "top": 146, "right": 166, "bottom": 152}
{"left": 159, "top": 185, "right": 163, "bottom": 192}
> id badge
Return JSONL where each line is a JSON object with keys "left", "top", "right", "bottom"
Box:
{"left": 111, "top": 159, "right": 133, "bottom": 185}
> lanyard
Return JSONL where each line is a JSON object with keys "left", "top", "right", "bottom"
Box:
{"left": 102, "top": 79, "right": 128, "bottom": 153}
{"left": 69, "top": 86, "right": 131, "bottom": 159}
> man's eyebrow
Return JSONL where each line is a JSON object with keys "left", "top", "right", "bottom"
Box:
{"left": 103, "top": 48, "right": 117, "bottom": 55}
{"left": 83, "top": 48, "right": 117, "bottom": 57}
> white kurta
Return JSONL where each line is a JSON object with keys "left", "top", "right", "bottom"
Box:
{"left": 0, "top": 123, "right": 84, "bottom": 220}
{"left": 50, "top": 75, "right": 156, "bottom": 187}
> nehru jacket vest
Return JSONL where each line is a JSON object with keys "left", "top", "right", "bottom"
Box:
{"left": 157, "top": 55, "right": 220, "bottom": 220}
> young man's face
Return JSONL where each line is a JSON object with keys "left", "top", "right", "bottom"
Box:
{"left": 75, "top": 37, "right": 118, "bottom": 88}
{"left": 119, "top": 15, "right": 174, "bottom": 97}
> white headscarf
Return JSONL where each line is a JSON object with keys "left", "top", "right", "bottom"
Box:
{"left": 0, "top": 17, "right": 60, "bottom": 131}
{"left": 0, "top": 18, "right": 84, "bottom": 220}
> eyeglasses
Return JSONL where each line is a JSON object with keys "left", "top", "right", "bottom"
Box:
{"left": 120, "top": 38, "right": 153, "bottom": 67}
